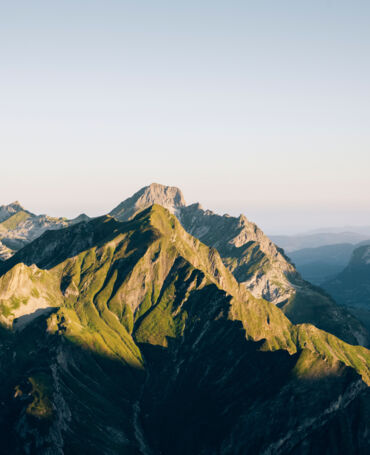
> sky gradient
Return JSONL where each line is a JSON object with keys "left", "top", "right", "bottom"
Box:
{"left": 1, "top": 1, "right": 369, "bottom": 233}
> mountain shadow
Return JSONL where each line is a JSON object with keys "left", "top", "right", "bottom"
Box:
{"left": 0, "top": 204, "right": 369, "bottom": 454}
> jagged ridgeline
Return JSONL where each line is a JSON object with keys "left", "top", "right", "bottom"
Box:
{"left": 0, "top": 204, "right": 369, "bottom": 454}
{"left": 1, "top": 184, "right": 368, "bottom": 346}
{"left": 109, "top": 183, "right": 369, "bottom": 346}
{"left": 0, "top": 200, "right": 88, "bottom": 258}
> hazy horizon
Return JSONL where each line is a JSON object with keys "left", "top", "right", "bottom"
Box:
{"left": 1, "top": 1, "right": 369, "bottom": 234}
{"left": 2, "top": 181, "right": 370, "bottom": 236}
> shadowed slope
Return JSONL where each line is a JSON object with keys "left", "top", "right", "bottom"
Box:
{"left": 323, "top": 244, "right": 370, "bottom": 309}
{"left": 0, "top": 204, "right": 369, "bottom": 453}
{"left": 1, "top": 205, "right": 369, "bottom": 380}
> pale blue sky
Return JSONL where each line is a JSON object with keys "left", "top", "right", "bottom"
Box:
{"left": 1, "top": 1, "right": 369, "bottom": 233}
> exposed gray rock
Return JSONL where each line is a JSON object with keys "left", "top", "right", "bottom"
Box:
{"left": 0, "top": 201, "right": 26, "bottom": 222}
{"left": 110, "top": 183, "right": 186, "bottom": 221}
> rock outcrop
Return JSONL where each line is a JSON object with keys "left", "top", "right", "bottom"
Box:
{"left": 109, "top": 182, "right": 186, "bottom": 221}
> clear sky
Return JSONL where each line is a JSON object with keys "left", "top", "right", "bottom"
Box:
{"left": 1, "top": 1, "right": 369, "bottom": 234}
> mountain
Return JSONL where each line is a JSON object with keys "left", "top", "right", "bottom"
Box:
{"left": 109, "top": 184, "right": 369, "bottom": 346}
{"left": 110, "top": 185, "right": 297, "bottom": 306}
{"left": 307, "top": 226, "right": 370, "bottom": 236}
{"left": 323, "top": 244, "right": 370, "bottom": 309}
{"left": 0, "top": 205, "right": 369, "bottom": 454}
{"left": 0, "top": 201, "right": 89, "bottom": 253}
{"left": 288, "top": 243, "right": 356, "bottom": 284}
{"left": 271, "top": 232, "right": 370, "bottom": 252}
{"left": 0, "top": 201, "right": 26, "bottom": 222}
{"left": 320, "top": 244, "right": 370, "bottom": 346}
{"left": 109, "top": 182, "right": 186, "bottom": 220}
{"left": 0, "top": 185, "right": 367, "bottom": 346}
{"left": 0, "top": 185, "right": 368, "bottom": 346}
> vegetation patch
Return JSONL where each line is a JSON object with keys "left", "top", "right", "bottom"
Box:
{"left": 26, "top": 373, "right": 53, "bottom": 419}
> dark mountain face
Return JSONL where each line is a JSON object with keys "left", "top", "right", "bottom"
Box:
{"left": 288, "top": 243, "right": 356, "bottom": 284}
{"left": 323, "top": 245, "right": 370, "bottom": 309}
{"left": 321, "top": 245, "right": 370, "bottom": 335}
{"left": 0, "top": 205, "right": 369, "bottom": 454}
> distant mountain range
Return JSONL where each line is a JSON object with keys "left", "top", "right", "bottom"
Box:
{"left": 306, "top": 226, "right": 370, "bottom": 236}
{"left": 0, "top": 201, "right": 89, "bottom": 258}
{"left": 288, "top": 243, "right": 358, "bottom": 284}
{"left": 288, "top": 239, "right": 370, "bottom": 282}
{"left": 0, "top": 184, "right": 369, "bottom": 453}
{"left": 320, "top": 244, "right": 370, "bottom": 334}
{"left": 271, "top": 232, "right": 370, "bottom": 252}
{"left": 323, "top": 244, "right": 370, "bottom": 309}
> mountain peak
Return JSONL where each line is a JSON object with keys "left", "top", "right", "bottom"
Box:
{"left": 0, "top": 200, "right": 26, "bottom": 223}
{"left": 1, "top": 200, "right": 24, "bottom": 211}
{"left": 137, "top": 183, "right": 186, "bottom": 208}
{"left": 110, "top": 183, "right": 186, "bottom": 221}
{"left": 345, "top": 244, "right": 370, "bottom": 267}
{"left": 9, "top": 200, "right": 23, "bottom": 208}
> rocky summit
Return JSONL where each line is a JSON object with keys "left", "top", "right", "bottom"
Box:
{"left": 109, "top": 183, "right": 186, "bottom": 221}
{"left": 0, "top": 187, "right": 369, "bottom": 454}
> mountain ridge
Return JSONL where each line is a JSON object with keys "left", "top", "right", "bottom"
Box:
{"left": 0, "top": 201, "right": 90, "bottom": 258}
{"left": 109, "top": 184, "right": 369, "bottom": 346}
{"left": 323, "top": 244, "right": 370, "bottom": 310}
{"left": 0, "top": 203, "right": 369, "bottom": 453}
{"left": 0, "top": 183, "right": 368, "bottom": 347}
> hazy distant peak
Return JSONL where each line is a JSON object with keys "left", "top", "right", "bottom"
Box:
{"left": 0, "top": 200, "right": 27, "bottom": 223}
{"left": 9, "top": 200, "right": 23, "bottom": 208}
{"left": 349, "top": 244, "right": 370, "bottom": 266}
{"left": 137, "top": 183, "right": 186, "bottom": 207}
{"left": 1, "top": 200, "right": 24, "bottom": 211}
{"left": 110, "top": 183, "right": 186, "bottom": 221}
{"left": 71, "top": 213, "right": 90, "bottom": 223}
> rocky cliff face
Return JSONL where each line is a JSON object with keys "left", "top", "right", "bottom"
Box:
{"left": 0, "top": 206, "right": 369, "bottom": 454}
{"left": 179, "top": 203, "right": 296, "bottom": 305}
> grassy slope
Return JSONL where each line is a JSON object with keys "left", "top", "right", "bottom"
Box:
{"left": 0, "top": 204, "right": 369, "bottom": 387}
